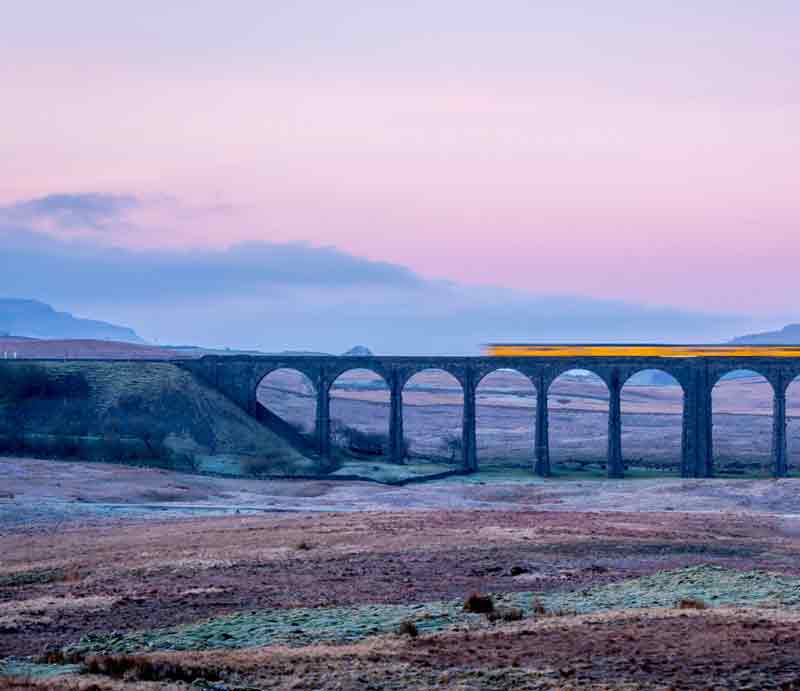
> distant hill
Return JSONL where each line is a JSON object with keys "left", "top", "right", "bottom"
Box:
{"left": 342, "top": 345, "right": 374, "bottom": 356}
{"left": 0, "top": 336, "right": 177, "bottom": 360}
{"left": 730, "top": 324, "right": 800, "bottom": 345}
{"left": 0, "top": 298, "right": 144, "bottom": 343}
{"left": 167, "top": 345, "right": 333, "bottom": 357}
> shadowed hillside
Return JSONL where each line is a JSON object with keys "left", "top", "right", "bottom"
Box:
{"left": 0, "top": 361, "right": 321, "bottom": 477}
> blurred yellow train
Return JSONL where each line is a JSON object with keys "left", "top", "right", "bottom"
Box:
{"left": 485, "top": 344, "right": 800, "bottom": 358}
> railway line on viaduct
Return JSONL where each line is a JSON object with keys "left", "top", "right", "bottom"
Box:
{"left": 179, "top": 345, "right": 800, "bottom": 479}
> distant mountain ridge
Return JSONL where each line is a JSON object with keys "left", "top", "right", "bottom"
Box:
{"left": 0, "top": 298, "right": 144, "bottom": 343}
{"left": 730, "top": 324, "right": 800, "bottom": 345}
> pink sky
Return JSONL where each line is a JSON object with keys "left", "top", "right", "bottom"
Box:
{"left": 3, "top": 2, "right": 799, "bottom": 317}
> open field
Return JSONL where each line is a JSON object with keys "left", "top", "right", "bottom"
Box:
{"left": 4, "top": 367, "right": 800, "bottom": 687}
{"left": 3, "top": 458, "right": 800, "bottom": 689}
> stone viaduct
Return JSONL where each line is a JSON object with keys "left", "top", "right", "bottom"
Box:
{"left": 179, "top": 352, "right": 800, "bottom": 479}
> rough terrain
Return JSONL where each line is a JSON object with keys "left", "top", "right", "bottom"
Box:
{"left": 2, "top": 458, "right": 800, "bottom": 689}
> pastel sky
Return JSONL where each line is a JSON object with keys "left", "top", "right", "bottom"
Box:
{"left": 2, "top": 2, "right": 799, "bottom": 345}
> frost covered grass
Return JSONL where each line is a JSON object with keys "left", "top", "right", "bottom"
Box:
{"left": 61, "top": 564, "right": 800, "bottom": 657}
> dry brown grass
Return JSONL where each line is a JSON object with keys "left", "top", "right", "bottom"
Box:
{"left": 677, "top": 596, "right": 708, "bottom": 610}
{"left": 0, "top": 679, "right": 110, "bottom": 691}
{"left": 83, "top": 653, "right": 217, "bottom": 683}
{"left": 0, "top": 595, "right": 119, "bottom": 630}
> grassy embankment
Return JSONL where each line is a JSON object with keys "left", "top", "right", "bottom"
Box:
{"left": 0, "top": 361, "right": 319, "bottom": 477}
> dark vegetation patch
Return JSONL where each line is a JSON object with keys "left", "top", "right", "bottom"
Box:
{"left": 463, "top": 592, "right": 494, "bottom": 613}
{"left": 486, "top": 605, "right": 524, "bottom": 622}
{"left": 396, "top": 620, "right": 418, "bottom": 638}
{"left": 83, "top": 654, "right": 220, "bottom": 684}
{"left": 332, "top": 422, "right": 388, "bottom": 457}
{"left": 0, "top": 568, "right": 70, "bottom": 588}
{"left": 528, "top": 540, "right": 763, "bottom": 560}
{"left": 0, "top": 361, "right": 312, "bottom": 476}
{"left": 531, "top": 598, "right": 547, "bottom": 615}
{"left": 0, "top": 364, "right": 177, "bottom": 467}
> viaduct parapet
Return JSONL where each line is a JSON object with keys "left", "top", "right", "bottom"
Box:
{"left": 178, "top": 353, "right": 800, "bottom": 479}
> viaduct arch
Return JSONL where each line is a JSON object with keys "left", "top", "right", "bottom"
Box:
{"left": 179, "top": 352, "right": 800, "bottom": 478}
{"left": 328, "top": 368, "right": 391, "bottom": 458}
{"left": 474, "top": 368, "right": 536, "bottom": 469}
{"left": 620, "top": 368, "right": 684, "bottom": 474}
{"left": 548, "top": 369, "right": 609, "bottom": 474}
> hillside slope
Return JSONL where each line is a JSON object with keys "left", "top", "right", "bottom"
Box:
{"left": 731, "top": 324, "right": 800, "bottom": 345}
{"left": 0, "top": 361, "right": 321, "bottom": 477}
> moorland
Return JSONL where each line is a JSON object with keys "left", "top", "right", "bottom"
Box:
{"left": 2, "top": 458, "right": 800, "bottom": 689}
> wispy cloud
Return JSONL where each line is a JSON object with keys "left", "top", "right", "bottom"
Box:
{"left": 0, "top": 193, "right": 140, "bottom": 232}
{"left": 0, "top": 192, "right": 758, "bottom": 353}
{"left": 1, "top": 232, "right": 420, "bottom": 301}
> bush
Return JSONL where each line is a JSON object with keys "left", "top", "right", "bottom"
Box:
{"left": 397, "top": 620, "right": 419, "bottom": 638}
{"left": 463, "top": 592, "right": 494, "bottom": 614}
{"left": 487, "top": 606, "right": 524, "bottom": 623}
{"left": 104, "top": 394, "right": 173, "bottom": 462}
{"left": 83, "top": 654, "right": 219, "bottom": 683}
{"left": 332, "top": 422, "right": 387, "bottom": 456}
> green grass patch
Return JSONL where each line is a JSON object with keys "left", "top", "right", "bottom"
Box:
{"left": 65, "top": 602, "right": 472, "bottom": 656}
{"left": 62, "top": 565, "right": 800, "bottom": 657}
{"left": 0, "top": 568, "right": 65, "bottom": 588}
{"left": 539, "top": 564, "right": 800, "bottom": 613}
{"left": 0, "top": 659, "right": 82, "bottom": 679}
